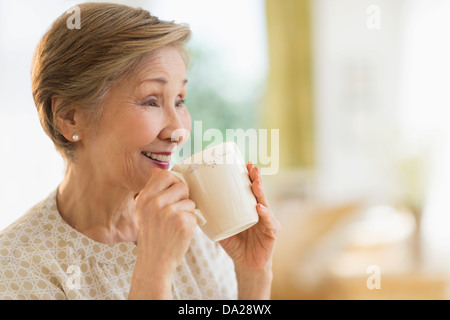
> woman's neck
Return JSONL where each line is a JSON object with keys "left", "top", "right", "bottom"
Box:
{"left": 57, "top": 163, "right": 138, "bottom": 244}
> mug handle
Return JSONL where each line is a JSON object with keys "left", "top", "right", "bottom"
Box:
{"left": 170, "top": 171, "right": 207, "bottom": 226}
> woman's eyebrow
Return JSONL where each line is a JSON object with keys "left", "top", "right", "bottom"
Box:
{"left": 140, "top": 77, "right": 188, "bottom": 85}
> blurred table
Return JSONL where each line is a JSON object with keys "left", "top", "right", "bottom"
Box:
{"left": 265, "top": 172, "right": 450, "bottom": 300}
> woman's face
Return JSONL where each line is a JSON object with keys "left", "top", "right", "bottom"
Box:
{"left": 79, "top": 45, "right": 191, "bottom": 193}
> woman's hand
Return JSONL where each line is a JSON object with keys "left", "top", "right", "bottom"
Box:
{"left": 129, "top": 168, "right": 197, "bottom": 299}
{"left": 219, "top": 162, "right": 281, "bottom": 299}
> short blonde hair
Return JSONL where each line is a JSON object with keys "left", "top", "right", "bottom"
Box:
{"left": 31, "top": 2, "right": 191, "bottom": 159}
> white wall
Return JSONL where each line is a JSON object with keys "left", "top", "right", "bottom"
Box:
{"left": 311, "top": 0, "right": 450, "bottom": 273}
{"left": 312, "top": 0, "right": 408, "bottom": 205}
{"left": 401, "top": 0, "right": 450, "bottom": 273}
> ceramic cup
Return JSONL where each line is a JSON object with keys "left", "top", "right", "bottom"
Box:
{"left": 171, "top": 141, "right": 259, "bottom": 241}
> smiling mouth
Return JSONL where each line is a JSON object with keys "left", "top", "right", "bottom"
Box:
{"left": 142, "top": 151, "right": 171, "bottom": 162}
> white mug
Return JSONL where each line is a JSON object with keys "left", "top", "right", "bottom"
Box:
{"left": 171, "top": 141, "right": 259, "bottom": 241}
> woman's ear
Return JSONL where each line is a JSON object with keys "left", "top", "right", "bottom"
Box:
{"left": 52, "top": 97, "right": 86, "bottom": 142}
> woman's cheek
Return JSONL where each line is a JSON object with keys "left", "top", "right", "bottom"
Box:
{"left": 130, "top": 112, "right": 163, "bottom": 141}
{"left": 181, "top": 109, "right": 192, "bottom": 137}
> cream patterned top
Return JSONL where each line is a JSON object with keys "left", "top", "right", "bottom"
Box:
{"left": 0, "top": 190, "right": 237, "bottom": 300}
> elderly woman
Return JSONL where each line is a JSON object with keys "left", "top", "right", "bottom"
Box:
{"left": 0, "top": 3, "right": 280, "bottom": 300}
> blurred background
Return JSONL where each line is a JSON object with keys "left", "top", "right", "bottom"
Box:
{"left": 1, "top": 0, "right": 450, "bottom": 299}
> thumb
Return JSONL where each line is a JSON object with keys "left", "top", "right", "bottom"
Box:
{"left": 135, "top": 168, "right": 163, "bottom": 200}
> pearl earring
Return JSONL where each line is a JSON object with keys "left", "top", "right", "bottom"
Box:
{"left": 72, "top": 134, "right": 79, "bottom": 141}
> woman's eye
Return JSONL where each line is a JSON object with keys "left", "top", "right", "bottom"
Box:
{"left": 142, "top": 98, "right": 158, "bottom": 107}
{"left": 140, "top": 96, "right": 185, "bottom": 108}
{"left": 175, "top": 99, "right": 186, "bottom": 107}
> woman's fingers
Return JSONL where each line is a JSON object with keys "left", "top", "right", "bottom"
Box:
{"left": 256, "top": 202, "right": 281, "bottom": 239}
{"left": 150, "top": 168, "right": 184, "bottom": 192}
{"left": 161, "top": 199, "right": 198, "bottom": 236}
{"left": 247, "top": 162, "right": 269, "bottom": 207}
{"left": 252, "top": 178, "right": 269, "bottom": 207}
{"left": 247, "top": 161, "right": 279, "bottom": 235}
{"left": 247, "top": 161, "right": 259, "bottom": 183}
{"left": 134, "top": 170, "right": 198, "bottom": 269}
{"left": 136, "top": 168, "right": 189, "bottom": 204}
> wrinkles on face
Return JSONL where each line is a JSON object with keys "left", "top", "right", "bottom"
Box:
{"left": 82, "top": 46, "right": 191, "bottom": 192}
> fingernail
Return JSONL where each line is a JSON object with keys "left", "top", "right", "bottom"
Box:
{"left": 258, "top": 203, "right": 267, "bottom": 209}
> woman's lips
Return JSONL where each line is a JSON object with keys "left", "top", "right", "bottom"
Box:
{"left": 142, "top": 151, "right": 171, "bottom": 169}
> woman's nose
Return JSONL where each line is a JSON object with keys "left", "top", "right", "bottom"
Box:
{"left": 159, "top": 107, "right": 189, "bottom": 143}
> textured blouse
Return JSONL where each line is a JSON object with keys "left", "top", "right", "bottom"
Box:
{"left": 0, "top": 190, "right": 237, "bottom": 300}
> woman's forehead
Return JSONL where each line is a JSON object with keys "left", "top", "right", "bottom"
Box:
{"left": 130, "top": 48, "right": 186, "bottom": 83}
